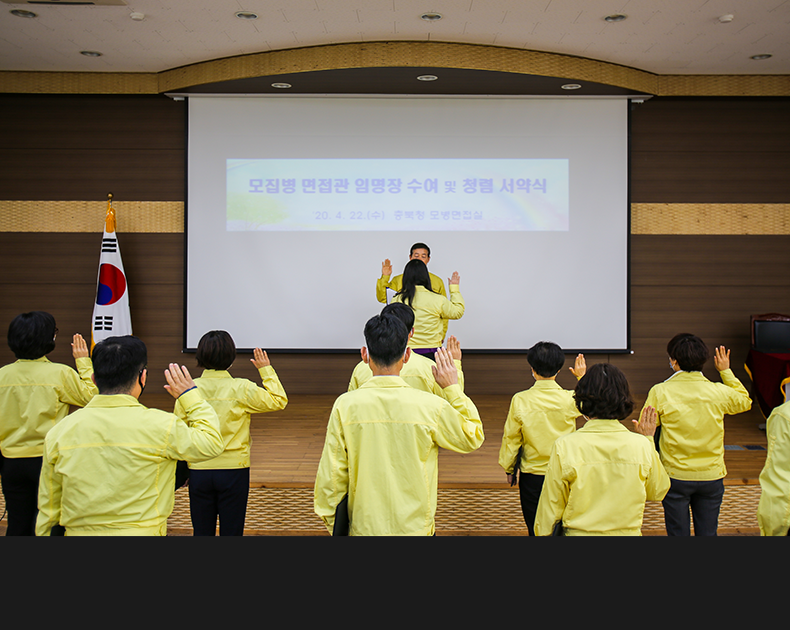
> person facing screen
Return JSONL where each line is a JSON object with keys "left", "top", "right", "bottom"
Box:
{"left": 534, "top": 363, "right": 670, "bottom": 536}
{"left": 392, "top": 259, "right": 464, "bottom": 362}
{"left": 173, "top": 330, "right": 288, "bottom": 536}
{"left": 0, "top": 311, "right": 97, "bottom": 536}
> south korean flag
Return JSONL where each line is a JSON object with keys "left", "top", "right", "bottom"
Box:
{"left": 91, "top": 197, "right": 132, "bottom": 349}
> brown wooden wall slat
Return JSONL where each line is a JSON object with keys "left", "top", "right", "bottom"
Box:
{"left": 0, "top": 94, "right": 185, "bottom": 202}
{"left": 630, "top": 97, "right": 790, "bottom": 203}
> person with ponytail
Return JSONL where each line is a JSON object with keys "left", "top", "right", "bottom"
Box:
{"left": 392, "top": 259, "right": 464, "bottom": 362}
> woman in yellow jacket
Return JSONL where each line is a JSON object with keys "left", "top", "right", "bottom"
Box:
{"left": 0, "top": 311, "right": 97, "bottom": 535}
{"left": 174, "top": 330, "right": 287, "bottom": 536}
{"left": 392, "top": 259, "right": 464, "bottom": 361}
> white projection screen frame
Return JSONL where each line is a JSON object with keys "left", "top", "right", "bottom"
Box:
{"left": 186, "top": 96, "right": 630, "bottom": 353}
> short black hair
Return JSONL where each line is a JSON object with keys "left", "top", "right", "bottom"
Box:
{"left": 381, "top": 302, "right": 415, "bottom": 331}
{"left": 364, "top": 313, "right": 409, "bottom": 368}
{"left": 410, "top": 242, "right": 431, "bottom": 257}
{"left": 527, "top": 341, "right": 565, "bottom": 377}
{"left": 574, "top": 363, "right": 634, "bottom": 421}
{"left": 92, "top": 335, "right": 147, "bottom": 394}
{"left": 667, "top": 333, "right": 709, "bottom": 372}
{"left": 196, "top": 330, "right": 236, "bottom": 371}
{"left": 7, "top": 311, "right": 57, "bottom": 360}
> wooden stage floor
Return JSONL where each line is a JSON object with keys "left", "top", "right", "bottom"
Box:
{"left": 244, "top": 394, "right": 769, "bottom": 488}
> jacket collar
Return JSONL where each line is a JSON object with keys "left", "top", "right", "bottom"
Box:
{"left": 531, "top": 380, "right": 563, "bottom": 390}
{"left": 85, "top": 394, "right": 143, "bottom": 408}
{"left": 199, "top": 369, "right": 232, "bottom": 379}
{"left": 578, "top": 419, "right": 629, "bottom": 432}
{"left": 359, "top": 375, "right": 410, "bottom": 389}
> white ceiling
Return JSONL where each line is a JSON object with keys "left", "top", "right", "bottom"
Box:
{"left": 0, "top": 0, "right": 787, "bottom": 76}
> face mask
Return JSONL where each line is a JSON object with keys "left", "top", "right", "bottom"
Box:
{"left": 138, "top": 368, "right": 146, "bottom": 397}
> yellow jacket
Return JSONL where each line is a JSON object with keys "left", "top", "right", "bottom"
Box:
{"left": 376, "top": 271, "right": 446, "bottom": 304}
{"left": 534, "top": 419, "right": 670, "bottom": 536}
{"left": 173, "top": 366, "right": 287, "bottom": 469}
{"left": 642, "top": 369, "right": 752, "bottom": 480}
{"left": 36, "top": 389, "right": 223, "bottom": 536}
{"left": 348, "top": 352, "right": 465, "bottom": 396}
{"left": 498, "top": 380, "right": 579, "bottom": 476}
{"left": 392, "top": 285, "right": 464, "bottom": 349}
{"left": 758, "top": 400, "right": 790, "bottom": 536}
{"left": 314, "top": 376, "right": 484, "bottom": 536}
{"left": 0, "top": 356, "right": 97, "bottom": 458}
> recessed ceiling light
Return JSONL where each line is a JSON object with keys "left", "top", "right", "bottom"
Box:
{"left": 235, "top": 11, "right": 258, "bottom": 20}
{"left": 80, "top": 51, "right": 103, "bottom": 58}
{"left": 271, "top": 82, "right": 292, "bottom": 89}
{"left": 718, "top": 14, "right": 735, "bottom": 23}
{"left": 604, "top": 14, "right": 627, "bottom": 23}
{"left": 421, "top": 13, "right": 442, "bottom": 21}
{"left": 130, "top": 12, "right": 145, "bottom": 21}
{"left": 561, "top": 84, "right": 582, "bottom": 90}
{"left": 10, "top": 10, "right": 37, "bottom": 19}
{"left": 750, "top": 54, "right": 772, "bottom": 60}
{"left": 417, "top": 75, "right": 438, "bottom": 81}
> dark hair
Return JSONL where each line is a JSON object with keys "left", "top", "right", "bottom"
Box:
{"left": 196, "top": 330, "right": 236, "bottom": 370}
{"left": 364, "top": 313, "right": 409, "bottom": 368}
{"left": 92, "top": 335, "right": 147, "bottom": 394}
{"left": 667, "top": 333, "right": 709, "bottom": 372}
{"left": 381, "top": 302, "right": 415, "bottom": 332}
{"left": 527, "top": 341, "right": 565, "bottom": 377}
{"left": 574, "top": 363, "right": 634, "bottom": 421}
{"left": 394, "top": 259, "right": 434, "bottom": 307}
{"left": 7, "top": 311, "right": 57, "bottom": 360}
{"left": 410, "top": 242, "right": 430, "bottom": 257}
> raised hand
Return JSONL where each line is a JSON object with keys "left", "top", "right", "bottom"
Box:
{"left": 713, "top": 346, "right": 730, "bottom": 371}
{"left": 251, "top": 348, "right": 271, "bottom": 369}
{"left": 632, "top": 405, "right": 658, "bottom": 437}
{"left": 164, "top": 363, "right": 197, "bottom": 399}
{"left": 569, "top": 353, "right": 586, "bottom": 379}
{"left": 446, "top": 335, "right": 462, "bottom": 361}
{"left": 449, "top": 271, "right": 460, "bottom": 286}
{"left": 432, "top": 347, "right": 459, "bottom": 389}
{"left": 381, "top": 258, "right": 393, "bottom": 277}
{"left": 71, "top": 333, "right": 90, "bottom": 359}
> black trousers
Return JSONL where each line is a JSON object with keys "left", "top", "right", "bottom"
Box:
{"left": 518, "top": 472, "right": 545, "bottom": 536}
{"left": 662, "top": 478, "right": 725, "bottom": 536}
{"left": 1, "top": 456, "right": 42, "bottom": 536}
{"left": 188, "top": 468, "right": 250, "bottom": 536}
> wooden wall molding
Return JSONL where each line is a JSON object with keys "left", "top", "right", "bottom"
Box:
{"left": 1, "top": 41, "right": 787, "bottom": 96}
{"left": 5, "top": 200, "right": 788, "bottom": 235}
{"left": 0, "top": 200, "right": 183, "bottom": 233}
{"left": 632, "top": 203, "right": 790, "bottom": 235}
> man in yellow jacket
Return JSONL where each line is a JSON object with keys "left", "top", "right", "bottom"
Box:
{"left": 348, "top": 302, "right": 465, "bottom": 396}
{"left": 375, "top": 242, "right": 445, "bottom": 304}
{"left": 36, "top": 336, "right": 223, "bottom": 536}
{"left": 314, "top": 312, "right": 485, "bottom": 536}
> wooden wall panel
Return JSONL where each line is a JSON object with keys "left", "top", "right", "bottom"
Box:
{"left": 0, "top": 94, "right": 185, "bottom": 202}
{"left": 630, "top": 98, "right": 790, "bottom": 203}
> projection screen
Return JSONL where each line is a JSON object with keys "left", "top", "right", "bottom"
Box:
{"left": 186, "top": 96, "right": 629, "bottom": 352}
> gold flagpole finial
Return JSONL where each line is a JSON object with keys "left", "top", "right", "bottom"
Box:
{"left": 105, "top": 193, "right": 116, "bottom": 233}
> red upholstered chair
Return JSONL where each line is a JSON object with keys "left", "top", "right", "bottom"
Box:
{"left": 747, "top": 313, "right": 790, "bottom": 415}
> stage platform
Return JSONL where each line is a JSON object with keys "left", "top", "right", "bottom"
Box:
{"left": 0, "top": 394, "right": 768, "bottom": 536}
